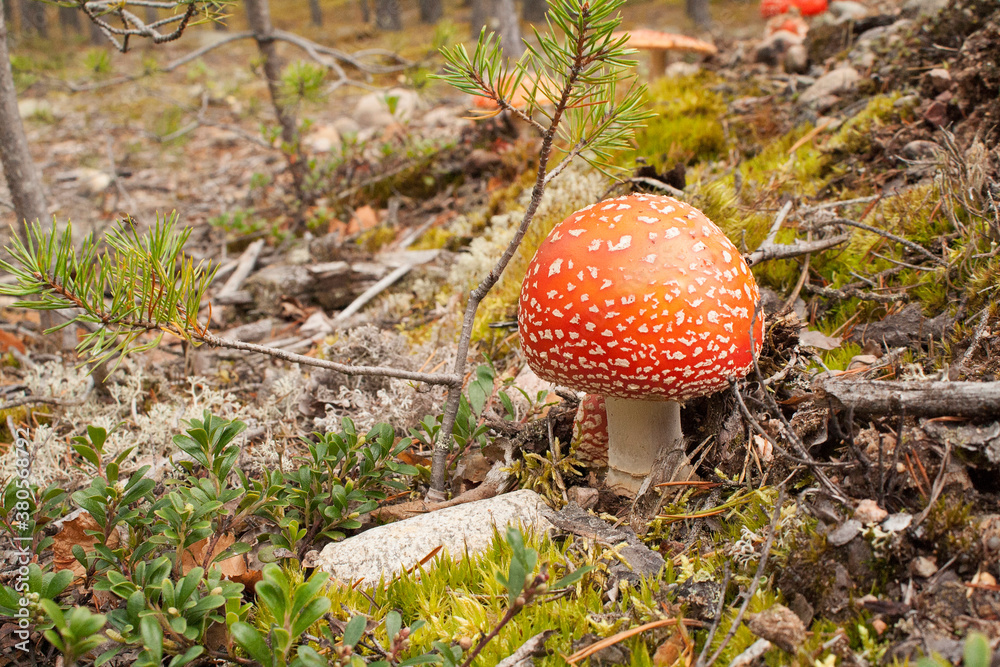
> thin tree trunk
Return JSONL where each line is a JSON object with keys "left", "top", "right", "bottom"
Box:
{"left": 18, "top": 0, "right": 45, "bottom": 37}
{"left": 0, "top": 2, "right": 46, "bottom": 241}
{"left": 58, "top": 7, "right": 80, "bottom": 35}
{"left": 243, "top": 0, "right": 310, "bottom": 207}
{"left": 470, "top": 0, "right": 494, "bottom": 37}
{"left": 685, "top": 0, "right": 711, "bottom": 30}
{"left": 522, "top": 0, "right": 547, "bottom": 22}
{"left": 308, "top": 0, "right": 323, "bottom": 25}
{"left": 144, "top": 6, "right": 157, "bottom": 25}
{"left": 2, "top": 1, "right": 11, "bottom": 32}
{"left": 359, "top": 0, "right": 371, "bottom": 23}
{"left": 89, "top": 18, "right": 103, "bottom": 44}
{"left": 374, "top": 0, "right": 401, "bottom": 31}
{"left": 496, "top": 0, "right": 523, "bottom": 58}
{"left": 419, "top": 0, "right": 442, "bottom": 23}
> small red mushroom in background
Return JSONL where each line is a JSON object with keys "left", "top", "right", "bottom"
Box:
{"left": 610, "top": 29, "right": 718, "bottom": 80}
{"left": 761, "top": 0, "right": 828, "bottom": 19}
{"left": 519, "top": 194, "right": 764, "bottom": 496}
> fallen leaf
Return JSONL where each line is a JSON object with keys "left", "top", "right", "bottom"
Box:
{"left": 0, "top": 330, "right": 26, "bottom": 355}
{"left": 53, "top": 512, "right": 120, "bottom": 583}
{"left": 181, "top": 533, "right": 254, "bottom": 585}
{"left": 652, "top": 627, "right": 688, "bottom": 667}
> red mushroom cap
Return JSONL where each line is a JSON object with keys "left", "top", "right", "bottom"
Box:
{"left": 760, "top": 0, "right": 792, "bottom": 19}
{"left": 518, "top": 194, "right": 763, "bottom": 402}
{"left": 792, "top": 0, "right": 828, "bottom": 16}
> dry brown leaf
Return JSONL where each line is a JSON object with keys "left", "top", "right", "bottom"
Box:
{"left": 53, "top": 512, "right": 120, "bottom": 583}
{"left": 0, "top": 330, "right": 26, "bottom": 355}
{"left": 181, "top": 533, "right": 245, "bottom": 577}
{"left": 348, "top": 205, "right": 380, "bottom": 236}
{"left": 652, "top": 627, "right": 688, "bottom": 667}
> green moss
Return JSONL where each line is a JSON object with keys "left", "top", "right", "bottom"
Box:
{"left": 825, "top": 95, "right": 898, "bottom": 155}
{"left": 318, "top": 529, "right": 667, "bottom": 666}
{"left": 628, "top": 73, "right": 728, "bottom": 168}
{"left": 922, "top": 494, "right": 977, "bottom": 562}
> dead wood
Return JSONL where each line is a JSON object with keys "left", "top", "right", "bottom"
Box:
{"left": 814, "top": 378, "right": 1000, "bottom": 417}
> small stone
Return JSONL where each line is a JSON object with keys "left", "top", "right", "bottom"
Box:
{"left": 665, "top": 62, "right": 701, "bottom": 78}
{"left": 799, "top": 67, "right": 860, "bottom": 106}
{"left": 747, "top": 605, "right": 807, "bottom": 653}
{"left": 854, "top": 499, "right": 888, "bottom": 524}
{"left": 882, "top": 513, "right": 913, "bottom": 532}
{"left": 894, "top": 94, "right": 920, "bottom": 109}
{"left": 828, "top": 519, "right": 862, "bottom": 547}
{"left": 926, "top": 68, "right": 952, "bottom": 93}
{"left": 901, "top": 140, "right": 944, "bottom": 162}
{"left": 784, "top": 44, "right": 809, "bottom": 74}
{"left": 829, "top": 0, "right": 868, "bottom": 22}
{"left": 302, "top": 124, "right": 341, "bottom": 153}
{"left": 566, "top": 486, "right": 599, "bottom": 509}
{"left": 901, "top": 0, "right": 948, "bottom": 18}
{"left": 910, "top": 556, "right": 938, "bottom": 578}
{"left": 922, "top": 100, "right": 951, "bottom": 127}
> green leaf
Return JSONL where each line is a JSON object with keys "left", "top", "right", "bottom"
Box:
{"left": 231, "top": 622, "right": 275, "bottom": 667}
{"left": 964, "top": 633, "right": 991, "bottom": 667}
{"left": 343, "top": 614, "right": 367, "bottom": 648}
{"left": 553, "top": 565, "right": 593, "bottom": 589}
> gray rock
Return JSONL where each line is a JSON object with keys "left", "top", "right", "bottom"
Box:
{"left": 894, "top": 94, "right": 920, "bottom": 109}
{"left": 784, "top": 44, "right": 809, "bottom": 74}
{"left": 799, "top": 67, "right": 860, "bottom": 106}
{"left": 353, "top": 87, "right": 422, "bottom": 128}
{"left": 827, "top": 519, "right": 862, "bottom": 546}
{"left": 829, "top": 0, "right": 868, "bottom": 22}
{"left": 314, "top": 489, "right": 555, "bottom": 586}
{"left": 926, "top": 68, "right": 952, "bottom": 93}
{"left": 881, "top": 513, "right": 912, "bottom": 532}
{"left": 901, "top": 139, "right": 944, "bottom": 162}
{"left": 901, "top": 0, "right": 948, "bottom": 18}
{"left": 549, "top": 503, "right": 664, "bottom": 579}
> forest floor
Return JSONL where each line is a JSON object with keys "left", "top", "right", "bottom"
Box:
{"left": 1, "top": 0, "right": 1000, "bottom": 665}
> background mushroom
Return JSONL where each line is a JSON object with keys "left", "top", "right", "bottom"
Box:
{"left": 610, "top": 29, "right": 718, "bottom": 80}
{"left": 518, "top": 194, "right": 764, "bottom": 495}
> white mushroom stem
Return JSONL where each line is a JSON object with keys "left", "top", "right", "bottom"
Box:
{"left": 604, "top": 397, "right": 691, "bottom": 496}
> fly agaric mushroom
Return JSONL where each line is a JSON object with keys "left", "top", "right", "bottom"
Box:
{"left": 572, "top": 394, "right": 609, "bottom": 466}
{"left": 610, "top": 29, "right": 718, "bottom": 80}
{"left": 518, "top": 194, "right": 764, "bottom": 495}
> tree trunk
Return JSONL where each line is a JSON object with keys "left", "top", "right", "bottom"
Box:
{"left": 2, "top": 1, "right": 11, "bottom": 33}
{"left": 243, "top": 0, "right": 310, "bottom": 207}
{"left": 418, "top": 0, "right": 442, "bottom": 23}
{"left": 469, "top": 0, "right": 494, "bottom": 37}
{"left": 0, "top": 2, "right": 46, "bottom": 241}
{"left": 89, "top": 18, "right": 104, "bottom": 44}
{"left": 58, "top": 7, "right": 80, "bottom": 35}
{"left": 18, "top": 0, "right": 45, "bottom": 37}
{"left": 522, "top": 0, "right": 547, "bottom": 22}
{"left": 685, "top": 0, "right": 712, "bottom": 30}
{"left": 308, "top": 0, "right": 323, "bottom": 25}
{"left": 496, "top": 0, "right": 523, "bottom": 58}
{"left": 144, "top": 6, "right": 157, "bottom": 25}
{"left": 374, "top": 0, "right": 401, "bottom": 31}
{"left": 359, "top": 0, "right": 371, "bottom": 23}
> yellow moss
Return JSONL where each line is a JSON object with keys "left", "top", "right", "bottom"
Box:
{"left": 409, "top": 227, "right": 451, "bottom": 250}
{"left": 356, "top": 225, "right": 396, "bottom": 253}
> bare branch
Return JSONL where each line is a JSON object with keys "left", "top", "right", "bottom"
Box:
{"left": 806, "top": 216, "right": 948, "bottom": 266}
{"left": 803, "top": 283, "right": 907, "bottom": 304}
{"left": 200, "top": 332, "right": 460, "bottom": 386}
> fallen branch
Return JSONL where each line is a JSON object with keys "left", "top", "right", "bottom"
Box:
{"left": 814, "top": 378, "right": 1000, "bottom": 417}
{"left": 803, "top": 283, "right": 907, "bottom": 304}
{"left": 807, "top": 216, "right": 948, "bottom": 266}
{"left": 746, "top": 233, "right": 850, "bottom": 267}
